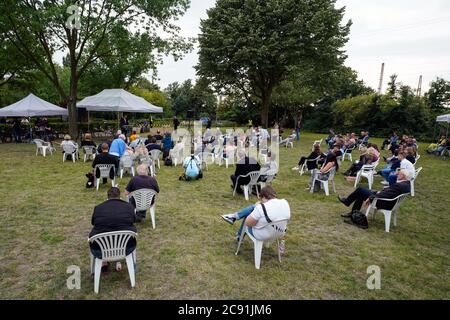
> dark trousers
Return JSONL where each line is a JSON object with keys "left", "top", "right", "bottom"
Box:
{"left": 342, "top": 187, "right": 377, "bottom": 211}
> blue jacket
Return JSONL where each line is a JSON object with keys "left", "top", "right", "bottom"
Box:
{"left": 109, "top": 138, "right": 126, "bottom": 157}
{"left": 162, "top": 136, "right": 173, "bottom": 150}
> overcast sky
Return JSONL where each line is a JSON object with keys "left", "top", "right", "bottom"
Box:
{"left": 155, "top": 0, "right": 450, "bottom": 93}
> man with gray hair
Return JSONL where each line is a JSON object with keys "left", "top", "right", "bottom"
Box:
{"left": 337, "top": 169, "right": 411, "bottom": 217}
{"left": 125, "top": 164, "right": 160, "bottom": 222}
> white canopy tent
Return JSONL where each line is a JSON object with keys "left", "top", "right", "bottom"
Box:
{"left": 436, "top": 114, "right": 450, "bottom": 139}
{"left": 0, "top": 93, "right": 68, "bottom": 117}
{"left": 76, "top": 89, "right": 163, "bottom": 131}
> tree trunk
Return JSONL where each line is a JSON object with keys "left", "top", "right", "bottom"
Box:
{"left": 260, "top": 87, "right": 273, "bottom": 128}
{"left": 68, "top": 71, "right": 79, "bottom": 139}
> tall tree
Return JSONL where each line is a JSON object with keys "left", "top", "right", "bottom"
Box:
{"left": 425, "top": 77, "right": 450, "bottom": 111}
{"left": 0, "top": 0, "right": 192, "bottom": 136}
{"left": 196, "top": 0, "right": 351, "bottom": 127}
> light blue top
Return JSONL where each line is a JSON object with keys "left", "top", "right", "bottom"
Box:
{"left": 109, "top": 138, "right": 126, "bottom": 157}
{"left": 183, "top": 156, "right": 200, "bottom": 178}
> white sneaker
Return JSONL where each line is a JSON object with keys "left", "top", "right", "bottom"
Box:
{"left": 292, "top": 166, "right": 299, "bottom": 171}
{"left": 380, "top": 181, "right": 389, "bottom": 186}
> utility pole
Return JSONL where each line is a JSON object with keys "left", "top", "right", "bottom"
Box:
{"left": 417, "top": 75, "right": 423, "bottom": 97}
{"left": 378, "top": 63, "right": 385, "bottom": 94}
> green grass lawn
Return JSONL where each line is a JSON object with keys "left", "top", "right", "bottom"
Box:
{"left": 0, "top": 132, "right": 449, "bottom": 300}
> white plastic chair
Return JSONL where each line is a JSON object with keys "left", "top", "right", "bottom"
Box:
{"left": 140, "top": 156, "right": 155, "bottom": 177}
{"left": 120, "top": 155, "right": 135, "bottom": 178}
{"left": 310, "top": 167, "right": 336, "bottom": 196}
{"left": 129, "top": 189, "right": 157, "bottom": 229}
{"left": 343, "top": 145, "right": 356, "bottom": 162}
{"left": 199, "top": 152, "right": 214, "bottom": 170}
{"left": 299, "top": 156, "right": 321, "bottom": 176}
{"left": 354, "top": 161, "right": 379, "bottom": 190}
{"left": 62, "top": 144, "right": 79, "bottom": 163}
{"left": 213, "top": 145, "right": 224, "bottom": 165}
{"left": 258, "top": 174, "right": 276, "bottom": 189}
{"left": 83, "top": 146, "right": 97, "bottom": 162}
{"left": 88, "top": 231, "right": 137, "bottom": 294}
{"left": 235, "top": 219, "right": 289, "bottom": 269}
{"left": 365, "top": 193, "right": 409, "bottom": 232}
{"left": 94, "top": 164, "right": 116, "bottom": 191}
{"left": 233, "top": 171, "right": 261, "bottom": 201}
{"left": 410, "top": 167, "right": 422, "bottom": 197}
{"left": 149, "top": 149, "right": 162, "bottom": 170}
{"left": 286, "top": 137, "right": 294, "bottom": 149}
{"left": 221, "top": 148, "right": 236, "bottom": 168}
{"left": 33, "top": 139, "right": 53, "bottom": 157}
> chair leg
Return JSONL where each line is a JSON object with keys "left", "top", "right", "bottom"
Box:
{"left": 125, "top": 254, "right": 136, "bottom": 288}
{"left": 94, "top": 258, "right": 103, "bottom": 294}
{"left": 254, "top": 240, "right": 263, "bottom": 269}
{"left": 277, "top": 239, "right": 282, "bottom": 263}
{"left": 90, "top": 253, "right": 94, "bottom": 275}
{"left": 323, "top": 182, "right": 329, "bottom": 196}
{"left": 96, "top": 178, "right": 100, "bottom": 191}
{"left": 411, "top": 182, "right": 415, "bottom": 197}
{"left": 150, "top": 206, "right": 156, "bottom": 229}
{"left": 393, "top": 210, "right": 398, "bottom": 227}
{"left": 244, "top": 185, "right": 249, "bottom": 201}
{"left": 384, "top": 211, "right": 392, "bottom": 233}
{"left": 235, "top": 229, "right": 246, "bottom": 255}
{"left": 131, "top": 167, "right": 135, "bottom": 177}
{"left": 120, "top": 169, "right": 124, "bottom": 179}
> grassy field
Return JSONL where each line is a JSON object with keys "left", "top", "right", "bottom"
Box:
{"left": 0, "top": 132, "right": 449, "bottom": 300}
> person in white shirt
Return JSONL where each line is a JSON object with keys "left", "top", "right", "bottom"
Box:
{"left": 221, "top": 186, "right": 291, "bottom": 241}
{"left": 386, "top": 151, "right": 415, "bottom": 186}
{"left": 61, "top": 134, "right": 79, "bottom": 160}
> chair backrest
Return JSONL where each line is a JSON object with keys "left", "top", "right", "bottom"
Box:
{"left": 413, "top": 167, "right": 423, "bottom": 180}
{"left": 254, "top": 219, "right": 290, "bottom": 240}
{"left": 33, "top": 139, "right": 45, "bottom": 147}
{"left": 248, "top": 171, "right": 261, "bottom": 185}
{"left": 83, "top": 146, "right": 96, "bottom": 155}
{"left": 264, "top": 175, "right": 276, "bottom": 184}
{"left": 390, "top": 194, "right": 409, "bottom": 212}
{"left": 120, "top": 154, "right": 133, "bottom": 167}
{"left": 130, "top": 189, "right": 157, "bottom": 212}
{"left": 150, "top": 149, "right": 162, "bottom": 160}
{"left": 62, "top": 143, "right": 77, "bottom": 154}
{"left": 88, "top": 231, "right": 137, "bottom": 262}
{"left": 95, "top": 164, "right": 115, "bottom": 178}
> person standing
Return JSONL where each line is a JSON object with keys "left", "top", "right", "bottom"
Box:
{"left": 173, "top": 116, "right": 180, "bottom": 132}
{"left": 120, "top": 114, "right": 129, "bottom": 137}
{"left": 295, "top": 119, "right": 301, "bottom": 141}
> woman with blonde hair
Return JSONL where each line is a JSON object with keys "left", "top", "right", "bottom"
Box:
{"left": 343, "top": 146, "right": 374, "bottom": 178}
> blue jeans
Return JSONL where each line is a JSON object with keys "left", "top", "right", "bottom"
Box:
{"left": 296, "top": 128, "right": 300, "bottom": 141}
{"left": 380, "top": 168, "right": 394, "bottom": 180}
{"left": 388, "top": 172, "right": 398, "bottom": 186}
{"left": 236, "top": 205, "right": 255, "bottom": 238}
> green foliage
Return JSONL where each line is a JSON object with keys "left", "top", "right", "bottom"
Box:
{"left": 197, "top": 0, "right": 352, "bottom": 126}
{"left": 425, "top": 77, "right": 450, "bottom": 111}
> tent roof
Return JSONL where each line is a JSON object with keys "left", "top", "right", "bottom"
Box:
{"left": 0, "top": 94, "right": 68, "bottom": 117}
{"left": 436, "top": 114, "right": 450, "bottom": 123}
{"left": 76, "top": 89, "right": 163, "bottom": 113}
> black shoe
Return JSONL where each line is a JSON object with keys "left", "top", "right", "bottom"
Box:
{"left": 341, "top": 212, "right": 352, "bottom": 218}
{"left": 338, "top": 195, "right": 348, "bottom": 206}
{"left": 101, "top": 263, "right": 109, "bottom": 273}
{"left": 135, "top": 215, "right": 144, "bottom": 223}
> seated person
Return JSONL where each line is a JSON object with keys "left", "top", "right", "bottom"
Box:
{"left": 129, "top": 131, "right": 138, "bottom": 143}
{"left": 109, "top": 134, "right": 128, "bottom": 160}
{"left": 81, "top": 133, "right": 97, "bottom": 155}
{"left": 384, "top": 151, "right": 415, "bottom": 186}
{"left": 89, "top": 187, "right": 137, "bottom": 272}
{"left": 367, "top": 143, "right": 380, "bottom": 162}
{"left": 97, "top": 138, "right": 112, "bottom": 154}
{"left": 93, "top": 143, "right": 120, "bottom": 184}
{"left": 259, "top": 152, "right": 278, "bottom": 182}
{"left": 161, "top": 132, "right": 174, "bottom": 159}
{"left": 309, "top": 144, "right": 340, "bottom": 191}
{"left": 154, "top": 130, "right": 164, "bottom": 142}
{"left": 125, "top": 164, "right": 160, "bottom": 222}
{"left": 180, "top": 153, "right": 203, "bottom": 181}
{"left": 343, "top": 147, "right": 375, "bottom": 178}
{"left": 146, "top": 137, "right": 161, "bottom": 153}
{"left": 378, "top": 149, "right": 400, "bottom": 180}
{"left": 279, "top": 131, "right": 296, "bottom": 146}
{"left": 382, "top": 131, "right": 398, "bottom": 150}
{"left": 231, "top": 150, "right": 261, "bottom": 194}
{"left": 293, "top": 144, "right": 323, "bottom": 171}
{"left": 61, "top": 134, "right": 79, "bottom": 160}
{"left": 338, "top": 169, "right": 412, "bottom": 217}
{"left": 221, "top": 186, "right": 291, "bottom": 241}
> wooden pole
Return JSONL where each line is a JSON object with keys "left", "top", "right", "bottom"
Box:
{"left": 378, "top": 63, "right": 385, "bottom": 94}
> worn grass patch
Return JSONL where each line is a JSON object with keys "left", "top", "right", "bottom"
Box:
{"left": 0, "top": 132, "right": 449, "bottom": 300}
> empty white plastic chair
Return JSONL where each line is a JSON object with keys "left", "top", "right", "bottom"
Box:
{"left": 129, "top": 189, "right": 158, "bottom": 229}
{"left": 94, "top": 164, "right": 116, "bottom": 191}
{"left": 33, "top": 139, "right": 53, "bottom": 157}
{"left": 354, "top": 161, "right": 379, "bottom": 190}
{"left": 149, "top": 149, "right": 162, "bottom": 170}
{"left": 233, "top": 171, "right": 261, "bottom": 201}
{"left": 310, "top": 167, "right": 336, "bottom": 196}
{"left": 120, "top": 155, "right": 135, "bottom": 178}
{"left": 83, "top": 146, "right": 97, "bottom": 162}
{"left": 88, "top": 231, "right": 137, "bottom": 294}
{"left": 365, "top": 193, "right": 409, "bottom": 232}
{"left": 235, "top": 219, "right": 289, "bottom": 269}
{"left": 221, "top": 148, "right": 236, "bottom": 168}
{"left": 410, "top": 167, "right": 422, "bottom": 197}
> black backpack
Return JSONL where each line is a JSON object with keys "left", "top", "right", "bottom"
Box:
{"left": 164, "top": 157, "right": 173, "bottom": 167}
{"left": 348, "top": 210, "right": 369, "bottom": 229}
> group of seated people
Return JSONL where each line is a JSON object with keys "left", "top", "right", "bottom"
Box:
{"left": 426, "top": 135, "right": 450, "bottom": 156}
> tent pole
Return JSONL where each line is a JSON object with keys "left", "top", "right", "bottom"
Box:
{"left": 118, "top": 112, "right": 120, "bottom": 132}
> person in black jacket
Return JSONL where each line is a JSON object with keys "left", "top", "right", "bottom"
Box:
{"left": 337, "top": 169, "right": 411, "bottom": 217}
{"left": 92, "top": 143, "right": 120, "bottom": 183}
{"left": 231, "top": 150, "right": 261, "bottom": 194}
{"left": 89, "top": 187, "right": 137, "bottom": 271}
{"left": 292, "top": 144, "right": 323, "bottom": 171}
